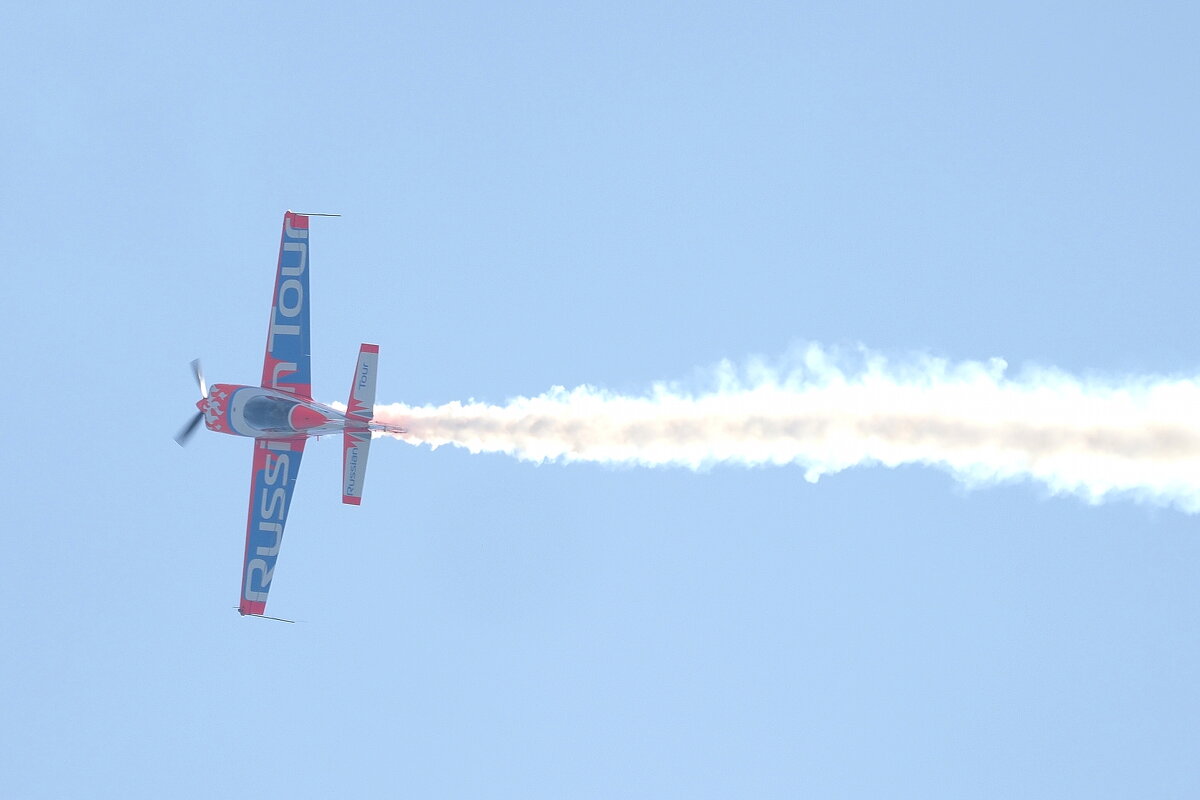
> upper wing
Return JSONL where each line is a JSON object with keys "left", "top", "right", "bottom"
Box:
{"left": 239, "top": 436, "right": 306, "bottom": 616}
{"left": 261, "top": 211, "right": 312, "bottom": 399}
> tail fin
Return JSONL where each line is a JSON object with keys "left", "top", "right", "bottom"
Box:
{"left": 342, "top": 344, "right": 378, "bottom": 505}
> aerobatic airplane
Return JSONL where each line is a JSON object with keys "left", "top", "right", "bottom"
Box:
{"left": 176, "top": 211, "right": 403, "bottom": 619}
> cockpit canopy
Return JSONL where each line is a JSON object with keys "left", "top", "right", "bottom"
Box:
{"left": 243, "top": 395, "right": 299, "bottom": 432}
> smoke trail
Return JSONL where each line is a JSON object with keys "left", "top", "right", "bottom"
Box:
{"left": 363, "top": 346, "right": 1200, "bottom": 510}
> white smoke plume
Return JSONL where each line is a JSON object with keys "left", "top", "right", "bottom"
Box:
{"left": 362, "top": 345, "right": 1200, "bottom": 510}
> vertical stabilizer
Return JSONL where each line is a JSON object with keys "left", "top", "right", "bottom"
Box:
{"left": 343, "top": 344, "right": 378, "bottom": 504}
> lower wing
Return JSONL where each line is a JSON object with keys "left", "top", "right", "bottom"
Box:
{"left": 239, "top": 437, "right": 306, "bottom": 616}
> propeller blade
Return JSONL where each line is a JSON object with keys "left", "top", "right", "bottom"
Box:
{"left": 191, "top": 358, "right": 207, "bottom": 398}
{"left": 175, "top": 411, "right": 204, "bottom": 447}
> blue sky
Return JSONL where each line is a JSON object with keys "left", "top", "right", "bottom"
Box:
{"left": 3, "top": 2, "right": 1199, "bottom": 797}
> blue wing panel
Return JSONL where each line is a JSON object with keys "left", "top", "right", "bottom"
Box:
{"left": 238, "top": 437, "right": 305, "bottom": 616}
{"left": 261, "top": 212, "right": 312, "bottom": 399}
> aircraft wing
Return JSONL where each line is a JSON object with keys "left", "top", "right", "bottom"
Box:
{"left": 261, "top": 211, "right": 312, "bottom": 399}
{"left": 239, "top": 437, "right": 306, "bottom": 616}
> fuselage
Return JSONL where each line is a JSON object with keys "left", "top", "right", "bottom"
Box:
{"left": 199, "top": 384, "right": 349, "bottom": 439}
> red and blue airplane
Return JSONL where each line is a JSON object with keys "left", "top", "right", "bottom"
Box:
{"left": 176, "top": 211, "right": 403, "bottom": 618}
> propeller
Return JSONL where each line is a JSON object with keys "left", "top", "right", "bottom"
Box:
{"left": 191, "top": 358, "right": 207, "bottom": 398}
{"left": 175, "top": 412, "right": 204, "bottom": 446}
{"left": 175, "top": 358, "right": 208, "bottom": 447}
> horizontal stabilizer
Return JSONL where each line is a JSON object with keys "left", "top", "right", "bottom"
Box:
{"left": 343, "top": 344, "right": 379, "bottom": 505}
{"left": 343, "top": 430, "right": 371, "bottom": 505}
{"left": 346, "top": 343, "right": 379, "bottom": 423}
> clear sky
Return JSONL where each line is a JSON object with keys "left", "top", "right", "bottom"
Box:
{"left": 3, "top": 2, "right": 1199, "bottom": 797}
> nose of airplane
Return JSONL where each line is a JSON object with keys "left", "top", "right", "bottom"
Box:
{"left": 289, "top": 404, "right": 328, "bottom": 430}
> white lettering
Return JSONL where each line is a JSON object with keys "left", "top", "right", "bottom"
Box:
{"left": 279, "top": 279, "right": 303, "bottom": 317}
{"left": 256, "top": 522, "right": 283, "bottom": 557}
{"left": 264, "top": 453, "right": 291, "bottom": 486}
{"left": 244, "top": 558, "right": 273, "bottom": 601}
{"left": 260, "top": 487, "right": 286, "bottom": 519}
{"left": 282, "top": 241, "right": 307, "bottom": 277}
{"left": 346, "top": 446, "right": 358, "bottom": 492}
{"left": 267, "top": 320, "right": 300, "bottom": 354}
{"left": 284, "top": 219, "right": 309, "bottom": 241}
{"left": 270, "top": 361, "right": 299, "bottom": 392}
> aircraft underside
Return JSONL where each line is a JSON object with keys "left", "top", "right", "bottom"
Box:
{"left": 175, "top": 212, "right": 400, "bottom": 617}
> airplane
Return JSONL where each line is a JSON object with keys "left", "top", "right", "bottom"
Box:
{"left": 176, "top": 211, "right": 404, "bottom": 619}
